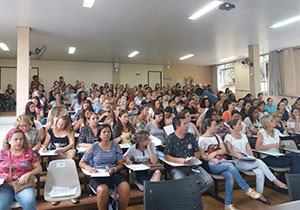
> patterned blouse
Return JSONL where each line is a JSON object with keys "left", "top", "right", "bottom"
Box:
{"left": 0, "top": 148, "right": 39, "bottom": 185}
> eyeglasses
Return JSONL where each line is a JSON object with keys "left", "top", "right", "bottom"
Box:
{"left": 19, "top": 124, "right": 29, "bottom": 128}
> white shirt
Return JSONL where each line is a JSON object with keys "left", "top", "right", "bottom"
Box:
{"left": 224, "top": 134, "right": 249, "bottom": 155}
{"left": 244, "top": 117, "right": 261, "bottom": 133}
{"left": 258, "top": 128, "right": 280, "bottom": 158}
{"left": 198, "top": 135, "right": 222, "bottom": 154}
{"left": 287, "top": 120, "right": 300, "bottom": 133}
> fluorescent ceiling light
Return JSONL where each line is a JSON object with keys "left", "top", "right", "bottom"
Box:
{"left": 0, "top": 43, "right": 9, "bottom": 51}
{"left": 128, "top": 51, "right": 140, "bottom": 57}
{"left": 220, "top": 56, "right": 236, "bottom": 62}
{"left": 189, "top": 0, "right": 222, "bottom": 20}
{"left": 68, "top": 47, "right": 76, "bottom": 54}
{"left": 83, "top": 0, "right": 95, "bottom": 8}
{"left": 179, "top": 54, "right": 194, "bottom": 60}
{"left": 270, "top": 15, "right": 300, "bottom": 28}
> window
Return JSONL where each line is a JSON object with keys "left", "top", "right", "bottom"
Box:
{"left": 259, "top": 54, "right": 269, "bottom": 93}
{"left": 217, "top": 62, "right": 235, "bottom": 92}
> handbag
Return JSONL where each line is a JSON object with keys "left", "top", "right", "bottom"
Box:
{"left": 206, "top": 135, "right": 225, "bottom": 160}
{"left": 142, "top": 160, "right": 165, "bottom": 171}
{"left": 9, "top": 151, "right": 36, "bottom": 194}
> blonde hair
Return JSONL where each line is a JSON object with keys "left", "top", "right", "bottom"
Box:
{"left": 260, "top": 115, "right": 274, "bottom": 131}
{"left": 47, "top": 106, "right": 66, "bottom": 127}
{"left": 272, "top": 110, "right": 283, "bottom": 120}
{"left": 2, "top": 129, "right": 30, "bottom": 149}
{"left": 52, "top": 114, "right": 72, "bottom": 133}
{"left": 14, "top": 114, "right": 33, "bottom": 127}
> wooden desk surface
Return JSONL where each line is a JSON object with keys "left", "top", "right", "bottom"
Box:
{"left": 258, "top": 200, "right": 300, "bottom": 210}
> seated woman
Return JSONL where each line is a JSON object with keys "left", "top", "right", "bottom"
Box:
{"left": 265, "top": 98, "right": 277, "bottom": 114}
{"left": 228, "top": 110, "right": 252, "bottom": 138}
{"left": 149, "top": 99, "right": 163, "bottom": 119}
{"left": 272, "top": 110, "right": 288, "bottom": 135}
{"left": 79, "top": 124, "right": 130, "bottom": 210}
{"left": 222, "top": 100, "right": 235, "bottom": 122}
{"left": 258, "top": 101, "right": 269, "bottom": 120}
{"left": 244, "top": 106, "right": 261, "bottom": 135}
{"left": 204, "top": 108, "right": 229, "bottom": 138}
{"left": 287, "top": 108, "right": 300, "bottom": 134}
{"left": 164, "top": 106, "right": 175, "bottom": 126}
{"left": 68, "top": 90, "right": 87, "bottom": 111}
{"left": 113, "top": 110, "right": 136, "bottom": 145}
{"left": 123, "top": 130, "right": 161, "bottom": 191}
{"left": 42, "top": 115, "right": 76, "bottom": 159}
{"left": 98, "top": 98, "right": 112, "bottom": 123}
{"left": 31, "top": 96, "right": 44, "bottom": 123}
{"left": 14, "top": 114, "right": 42, "bottom": 152}
{"left": 255, "top": 115, "right": 300, "bottom": 174}
{"left": 225, "top": 119, "right": 286, "bottom": 205}
{"left": 199, "top": 118, "right": 260, "bottom": 210}
{"left": 126, "top": 100, "right": 138, "bottom": 123}
{"left": 78, "top": 112, "right": 100, "bottom": 148}
{"left": 179, "top": 110, "right": 200, "bottom": 138}
{"left": 132, "top": 105, "right": 150, "bottom": 130}
{"left": 73, "top": 106, "right": 94, "bottom": 133}
{"left": 0, "top": 128, "right": 42, "bottom": 210}
{"left": 73, "top": 100, "right": 92, "bottom": 122}
{"left": 145, "top": 109, "right": 165, "bottom": 143}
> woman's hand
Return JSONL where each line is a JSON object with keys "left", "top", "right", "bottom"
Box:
{"left": 211, "top": 158, "right": 220, "bottom": 164}
{"left": 18, "top": 173, "right": 31, "bottom": 185}
{"left": 106, "top": 167, "right": 117, "bottom": 175}
{"left": 56, "top": 147, "right": 65, "bottom": 154}
{"left": 236, "top": 154, "right": 244, "bottom": 160}
{"left": 125, "top": 158, "right": 133, "bottom": 165}
{"left": 88, "top": 167, "right": 98, "bottom": 174}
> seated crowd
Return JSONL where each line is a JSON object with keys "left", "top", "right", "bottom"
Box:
{"left": 1, "top": 75, "right": 300, "bottom": 210}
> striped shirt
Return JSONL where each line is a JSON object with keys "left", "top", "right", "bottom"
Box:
{"left": 81, "top": 142, "right": 122, "bottom": 169}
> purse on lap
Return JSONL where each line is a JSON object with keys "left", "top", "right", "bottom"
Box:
{"left": 9, "top": 151, "right": 36, "bottom": 194}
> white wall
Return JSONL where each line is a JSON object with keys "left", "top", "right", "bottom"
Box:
{"left": 0, "top": 59, "right": 113, "bottom": 91}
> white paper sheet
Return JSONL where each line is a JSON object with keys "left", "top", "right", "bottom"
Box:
{"left": 124, "top": 163, "right": 150, "bottom": 171}
{"left": 253, "top": 149, "right": 285, "bottom": 157}
{"left": 0, "top": 178, "right": 5, "bottom": 185}
{"left": 49, "top": 186, "right": 77, "bottom": 198}
{"left": 159, "top": 157, "right": 187, "bottom": 167}
{"left": 163, "top": 125, "right": 175, "bottom": 136}
{"left": 39, "top": 149, "right": 58, "bottom": 156}
{"left": 81, "top": 168, "right": 110, "bottom": 177}
{"left": 74, "top": 133, "right": 80, "bottom": 138}
{"left": 120, "top": 143, "right": 131, "bottom": 149}
{"left": 185, "top": 157, "right": 202, "bottom": 166}
{"left": 149, "top": 135, "right": 162, "bottom": 146}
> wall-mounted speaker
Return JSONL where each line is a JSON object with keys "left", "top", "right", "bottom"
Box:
{"left": 113, "top": 62, "right": 120, "bottom": 72}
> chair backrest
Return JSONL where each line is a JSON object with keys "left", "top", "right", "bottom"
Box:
{"left": 44, "top": 159, "right": 81, "bottom": 201}
{"left": 285, "top": 174, "right": 300, "bottom": 201}
{"left": 281, "top": 140, "right": 298, "bottom": 150}
{"left": 144, "top": 176, "right": 203, "bottom": 210}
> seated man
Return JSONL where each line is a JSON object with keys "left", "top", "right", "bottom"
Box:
{"left": 164, "top": 116, "right": 213, "bottom": 194}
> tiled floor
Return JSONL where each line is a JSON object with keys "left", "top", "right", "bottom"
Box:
{"left": 0, "top": 115, "right": 16, "bottom": 149}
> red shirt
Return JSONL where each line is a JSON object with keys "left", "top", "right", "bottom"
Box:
{"left": 0, "top": 148, "right": 39, "bottom": 185}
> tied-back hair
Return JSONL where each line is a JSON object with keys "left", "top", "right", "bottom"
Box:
{"left": 201, "top": 118, "right": 214, "bottom": 134}
{"left": 132, "top": 130, "right": 150, "bottom": 143}
{"left": 3, "top": 129, "right": 30, "bottom": 149}
{"left": 290, "top": 107, "right": 300, "bottom": 121}
{"left": 227, "top": 118, "right": 239, "bottom": 129}
{"left": 96, "top": 124, "right": 112, "bottom": 142}
{"left": 52, "top": 114, "right": 72, "bottom": 133}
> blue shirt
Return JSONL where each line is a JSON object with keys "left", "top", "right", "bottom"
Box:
{"left": 265, "top": 104, "right": 277, "bottom": 114}
{"left": 81, "top": 142, "right": 122, "bottom": 169}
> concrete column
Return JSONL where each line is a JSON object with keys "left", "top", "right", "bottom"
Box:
{"left": 16, "top": 26, "right": 30, "bottom": 116}
{"left": 248, "top": 45, "right": 260, "bottom": 97}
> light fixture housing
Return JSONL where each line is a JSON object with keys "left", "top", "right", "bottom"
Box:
{"left": 0, "top": 43, "right": 9, "bottom": 51}
{"left": 189, "top": 0, "right": 222, "bottom": 20}
{"left": 83, "top": 0, "right": 95, "bottom": 8}
{"left": 220, "top": 56, "right": 236, "bottom": 62}
{"left": 128, "top": 51, "right": 140, "bottom": 58}
{"left": 179, "top": 54, "right": 194, "bottom": 60}
{"left": 270, "top": 15, "right": 300, "bottom": 28}
{"left": 68, "top": 47, "right": 76, "bottom": 54}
